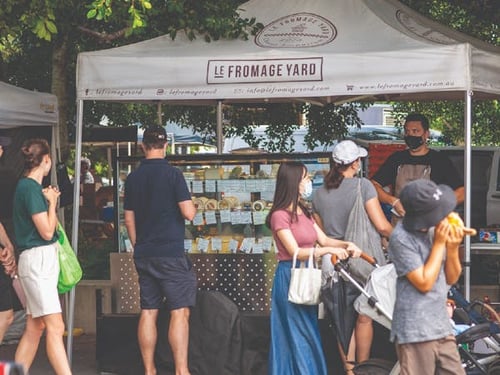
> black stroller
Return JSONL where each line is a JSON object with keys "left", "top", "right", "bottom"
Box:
{"left": 326, "top": 253, "right": 500, "bottom": 375}
{"left": 448, "top": 286, "right": 500, "bottom": 374}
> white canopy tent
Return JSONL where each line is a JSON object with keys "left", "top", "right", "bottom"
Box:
{"left": 0, "top": 81, "right": 58, "bottom": 129}
{"left": 0, "top": 81, "right": 59, "bottom": 185}
{"left": 74, "top": 0, "right": 500, "bottom": 362}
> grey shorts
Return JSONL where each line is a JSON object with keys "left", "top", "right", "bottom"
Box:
{"left": 396, "top": 335, "right": 465, "bottom": 375}
{"left": 134, "top": 255, "right": 197, "bottom": 311}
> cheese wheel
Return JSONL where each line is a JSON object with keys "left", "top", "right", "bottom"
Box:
{"left": 205, "top": 199, "right": 218, "bottom": 211}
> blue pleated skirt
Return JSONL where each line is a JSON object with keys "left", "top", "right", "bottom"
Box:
{"left": 268, "top": 261, "right": 328, "bottom": 375}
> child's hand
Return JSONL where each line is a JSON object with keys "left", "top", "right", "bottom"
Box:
{"left": 446, "top": 221, "right": 464, "bottom": 248}
{"left": 434, "top": 218, "right": 451, "bottom": 247}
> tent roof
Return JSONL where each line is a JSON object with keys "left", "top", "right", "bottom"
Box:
{"left": 0, "top": 82, "right": 58, "bottom": 129}
{"left": 76, "top": 0, "right": 500, "bottom": 103}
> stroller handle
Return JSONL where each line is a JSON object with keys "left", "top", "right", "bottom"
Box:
{"left": 331, "top": 251, "right": 378, "bottom": 266}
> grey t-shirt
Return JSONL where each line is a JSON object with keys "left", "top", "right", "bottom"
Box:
{"left": 388, "top": 224, "right": 453, "bottom": 344}
{"left": 312, "top": 177, "right": 376, "bottom": 239}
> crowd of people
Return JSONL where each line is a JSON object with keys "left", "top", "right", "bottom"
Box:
{"left": 0, "top": 113, "right": 468, "bottom": 375}
{"left": 266, "top": 113, "right": 466, "bottom": 375}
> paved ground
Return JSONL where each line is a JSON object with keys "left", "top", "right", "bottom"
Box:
{"left": 0, "top": 334, "right": 100, "bottom": 375}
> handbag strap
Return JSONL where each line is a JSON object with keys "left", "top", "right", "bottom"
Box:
{"left": 292, "top": 247, "right": 316, "bottom": 269}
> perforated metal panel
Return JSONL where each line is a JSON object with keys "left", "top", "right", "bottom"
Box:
{"left": 111, "top": 253, "right": 277, "bottom": 314}
{"left": 193, "top": 253, "right": 277, "bottom": 313}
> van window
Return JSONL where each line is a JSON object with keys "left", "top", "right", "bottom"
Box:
{"left": 497, "top": 162, "right": 500, "bottom": 191}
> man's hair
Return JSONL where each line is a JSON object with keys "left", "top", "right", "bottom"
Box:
{"left": 404, "top": 113, "right": 429, "bottom": 131}
{"left": 143, "top": 126, "right": 167, "bottom": 150}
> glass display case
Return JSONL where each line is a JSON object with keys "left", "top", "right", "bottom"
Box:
{"left": 115, "top": 152, "right": 330, "bottom": 254}
{"left": 113, "top": 152, "right": 330, "bottom": 313}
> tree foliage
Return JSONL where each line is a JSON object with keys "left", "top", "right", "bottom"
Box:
{"left": 395, "top": 0, "right": 500, "bottom": 145}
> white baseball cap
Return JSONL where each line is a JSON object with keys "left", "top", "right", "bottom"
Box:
{"left": 331, "top": 140, "right": 368, "bottom": 165}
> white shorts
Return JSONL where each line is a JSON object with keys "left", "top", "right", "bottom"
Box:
{"left": 18, "top": 243, "right": 61, "bottom": 318}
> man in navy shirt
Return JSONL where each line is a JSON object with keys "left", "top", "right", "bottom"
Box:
{"left": 124, "top": 126, "right": 196, "bottom": 375}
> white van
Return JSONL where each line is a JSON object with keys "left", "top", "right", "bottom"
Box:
{"left": 436, "top": 146, "right": 500, "bottom": 229}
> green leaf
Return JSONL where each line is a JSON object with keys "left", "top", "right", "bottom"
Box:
{"left": 45, "top": 20, "right": 57, "bottom": 34}
{"left": 86, "top": 9, "right": 97, "bottom": 19}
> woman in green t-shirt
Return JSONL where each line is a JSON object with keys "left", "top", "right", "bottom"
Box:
{"left": 13, "top": 138, "right": 72, "bottom": 375}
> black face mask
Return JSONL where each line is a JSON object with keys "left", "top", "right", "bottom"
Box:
{"left": 404, "top": 135, "right": 424, "bottom": 150}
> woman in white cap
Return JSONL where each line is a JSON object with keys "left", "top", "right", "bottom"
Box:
{"left": 312, "top": 140, "right": 392, "bottom": 373}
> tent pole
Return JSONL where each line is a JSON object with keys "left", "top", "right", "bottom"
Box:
{"left": 217, "top": 100, "right": 223, "bottom": 155}
{"left": 464, "top": 91, "right": 473, "bottom": 301}
{"left": 67, "top": 99, "right": 84, "bottom": 365}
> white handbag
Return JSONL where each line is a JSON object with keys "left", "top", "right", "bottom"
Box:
{"left": 288, "top": 247, "right": 322, "bottom": 305}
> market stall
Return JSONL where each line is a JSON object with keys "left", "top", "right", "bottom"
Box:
{"left": 74, "top": 0, "right": 500, "bottom": 369}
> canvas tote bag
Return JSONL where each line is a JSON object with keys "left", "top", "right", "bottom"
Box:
{"left": 344, "top": 180, "right": 386, "bottom": 284}
{"left": 288, "top": 247, "right": 322, "bottom": 305}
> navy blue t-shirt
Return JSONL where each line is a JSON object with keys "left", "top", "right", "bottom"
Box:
{"left": 124, "top": 158, "right": 192, "bottom": 258}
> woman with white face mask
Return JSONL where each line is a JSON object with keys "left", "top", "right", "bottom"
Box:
{"left": 12, "top": 139, "right": 72, "bottom": 375}
{"left": 312, "top": 140, "right": 392, "bottom": 373}
{"left": 266, "top": 161, "right": 362, "bottom": 375}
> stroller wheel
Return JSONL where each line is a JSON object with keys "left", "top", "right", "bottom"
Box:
{"left": 488, "top": 359, "right": 500, "bottom": 375}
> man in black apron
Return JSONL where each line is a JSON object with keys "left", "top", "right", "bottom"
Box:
{"left": 371, "top": 113, "right": 464, "bottom": 225}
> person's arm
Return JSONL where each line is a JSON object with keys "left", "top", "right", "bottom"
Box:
{"left": 0, "top": 222, "right": 16, "bottom": 276}
{"left": 124, "top": 210, "right": 136, "bottom": 247}
{"left": 365, "top": 197, "right": 393, "bottom": 238}
{"left": 371, "top": 180, "right": 405, "bottom": 217}
{"left": 405, "top": 220, "right": 449, "bottom": 293}
{"left": 312, "top": 212, "right": 324, "bottom": 231}
{"left": 32, "top": 186, "right": 59, "bottom": 241}
{"left": 454, "top": 186, "right": 465, "bottom": 205}
{"left": 178, "top": 199, "right": 196, "bottom": 221}
{"left": 274, "top": 225, "right": 350, "bottom": 262}
{"left": 313, "top": 222, "right": 361, "bottom": 258}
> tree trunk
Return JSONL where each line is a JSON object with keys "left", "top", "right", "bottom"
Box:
{"left": 51, "top": 35, "right": 70, "bottom": 161}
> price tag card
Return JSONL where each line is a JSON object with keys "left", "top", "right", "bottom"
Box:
{"left": 240, "top": 211, "right": 253, "bottom": 224}
{"left": 253, "top": 241, "right": 263, "bottom": 254}
{"left": 197, "top": 238, "right": 210, "bottom": 253}
{"left": 265, "top": 179, "right": 276, "bottom": 192}
{"left": 239, "top": 238, "right": 254, "bottom": 253}
{"left": 231, "top": 211, "right": 242, "bottom": 225}
{"left": 211, "top": 237, "right": 222, "bottom": 252}
{"left": 205, "top": 179, "right": 216, "bottom": 192}
{"left": 219, "top": 209, "right": 231, "bottom": 223}
{"left": 217, "top": 180, "right": 227, "bottom": 192}
{"left": 184, "top": 239, "right": 193, "bottom": 253}
{"left": 262, "top": 237, "right": 274, "bottom": 252}
{"left": 252, "top": 211, "right": 266, "bottom": 225}
{"left": 192, "top": 212, "right": 204, "bottom": 226}
{"left": 229, "top": 239, "right": 239, "bottom": 253}
{"left": 225, "top": 180, "right": 239, "bottom": 192}
{"left": 204, "top": 211, "right": 217, "bottom": 225}
{"left": 245, "top": 179, "right": 257, "bottom": 192}
{"left": 192, "top": 180, "right": 204, "bottom": 194}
